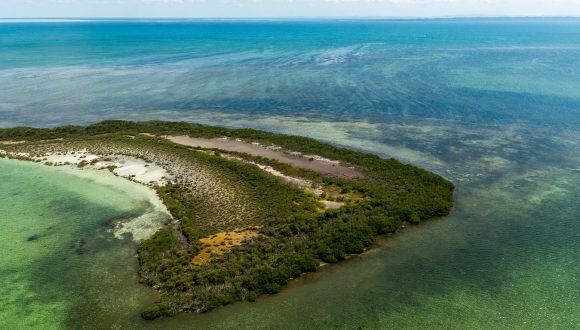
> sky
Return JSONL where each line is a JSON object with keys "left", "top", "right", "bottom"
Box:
{"left": 1, "top": 0, "right": 580, "bottom": 18}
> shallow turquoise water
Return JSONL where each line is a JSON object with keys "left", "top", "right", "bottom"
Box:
{"left": 0, "top": 19, "right": 579, "bottom": 328}
{"left": 0, "top": 159, "right": 162, "bottom": 328}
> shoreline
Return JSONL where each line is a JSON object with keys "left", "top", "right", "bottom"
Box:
{"left": 1, "top": 139, "right": 390, "bottom": 275}
{"left": 0, "top": 155, "right": 172, "bottom": 242}
{"left": 1, "top": 152, "right": 430, "bottom": 262}
{"left": 0, "top": 121, "right": 454, "bottom": 319}
{"left": 0, "top": 136, "right": 355, "bottom": 241}
{"left": 0, "top": 152, "right": 403, "bottom": 316}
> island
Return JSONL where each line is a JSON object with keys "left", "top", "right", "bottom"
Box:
{"left": 0, "top": 120, "right": 454, "bottom": 319}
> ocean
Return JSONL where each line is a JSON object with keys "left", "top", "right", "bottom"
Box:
{"left": 0, "top": 19, "right": 578, "bottom": 328}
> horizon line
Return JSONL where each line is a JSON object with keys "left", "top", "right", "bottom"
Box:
{"left": 1, "top": 15, "right": 580, "bottom": 21}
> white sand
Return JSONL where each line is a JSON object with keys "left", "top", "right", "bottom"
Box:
{"left": 221, "top": 153, "right": 313, "bottom": 190}
{"left": 0, "top": 148, "right": 175, "bottom": 241}
{"left": 112, "top": 157, "right": 170, "bottom": 187}
{"left": 112, "top": 211, "right": 170, "bottom": 242}
{"left": 32, "top": 150, "right": 170, "bottom": 187}
{"left": 29, "top": 159, "right": 172, "bottom": 242}
{"left": 321, "top": 200, "right": 345, "bottom": 209}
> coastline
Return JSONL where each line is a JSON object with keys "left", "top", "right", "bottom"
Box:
{"left": 0, "top": 121, "right": 454, "bottom": 319}
{"left": 1, "top": 138, "right": 391, "bottom": 292}
{"left": 0, "top": 156, "right": 168, "bottom": 328}
{"left": 1, "top": 18, "right": 578, "bottom": 329}
{"left": 0, "top": 155, "right": 172, "bottom": 242}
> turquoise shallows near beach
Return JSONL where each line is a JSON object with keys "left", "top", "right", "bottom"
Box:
{"left": 0, "top": 158, "right": 169, "bottom": 328}
{"left": 0, "top": 19, "right": 579, "bottom": 328}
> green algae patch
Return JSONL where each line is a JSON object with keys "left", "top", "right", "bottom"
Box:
{"left": 0, "top": 120, "right": 454, "bottom": 320}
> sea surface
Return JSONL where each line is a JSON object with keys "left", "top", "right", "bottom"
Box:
{"left": 0, "top": 19, "right": 578, "bottom": 329}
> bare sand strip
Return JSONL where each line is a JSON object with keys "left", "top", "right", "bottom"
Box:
{"left": 32, "top": 150, "right": 171, "bottom": 187}
{"left": 165, "top": 135, "right": 363, "bottom": 178}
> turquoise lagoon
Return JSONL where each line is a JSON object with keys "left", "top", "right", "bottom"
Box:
{"left": 0, "top": 159, "right": 169, "bottom": 328}
{"left": 0, "top": 19, "right": 578, "bottom": 328}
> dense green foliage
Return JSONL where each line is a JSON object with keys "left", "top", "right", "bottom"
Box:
{"left": 0, "top": 121, "right": 454, "bottom": 319}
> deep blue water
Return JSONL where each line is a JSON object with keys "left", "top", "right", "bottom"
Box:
{"left": 0, "top": 19, "right": 578, "bottom": 328}
{"left": 1, "top": 19, "right": 580, "bottom": 129}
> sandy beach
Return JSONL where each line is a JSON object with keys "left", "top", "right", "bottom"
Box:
{"left": 33, "top": 149, "right": 170, "bottom": 187}
{"left": 0, "top": 147, "right": 173, "bottom": 241}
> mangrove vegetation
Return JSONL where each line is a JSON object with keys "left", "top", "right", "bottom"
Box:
{"left": 0, "top": 120, "right": 454, "bottom": 319}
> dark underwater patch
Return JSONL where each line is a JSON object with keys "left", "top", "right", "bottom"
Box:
{"left": 27, "top": 234, "right": 41, "bottom": 242}
{"left": 71, "top": 238, "right": 88, "bottom": 255}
